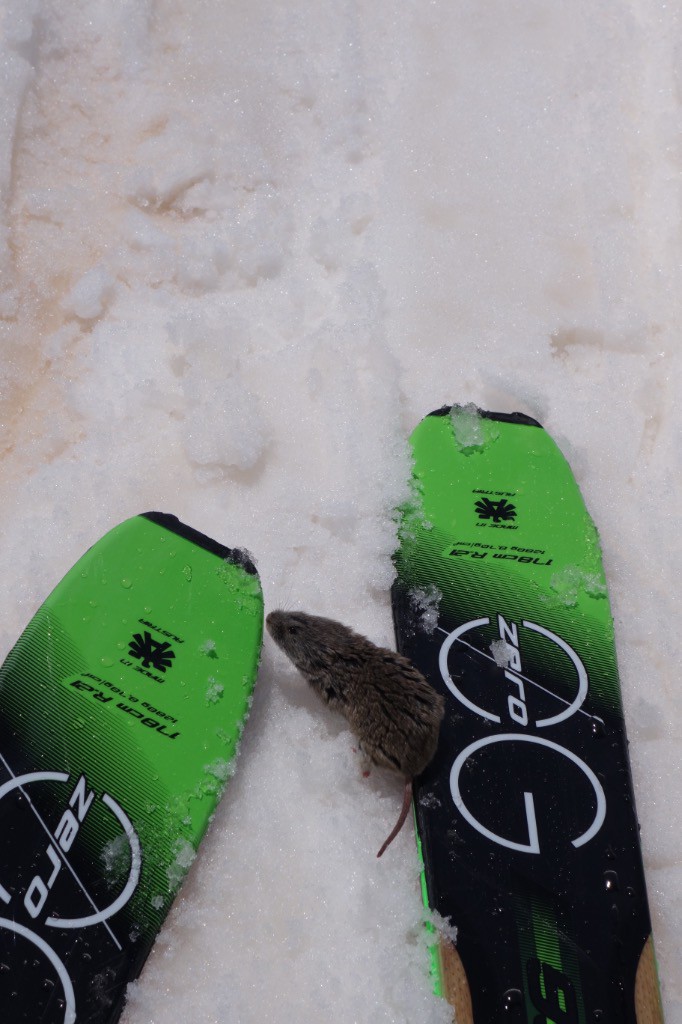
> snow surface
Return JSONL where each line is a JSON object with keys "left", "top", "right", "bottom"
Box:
{"left": 0, "top": 0, "right": 680, "bottom": 1020}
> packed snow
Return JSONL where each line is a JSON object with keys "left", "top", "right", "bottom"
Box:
{"left": 0, "top": 1, "right": 680, "bottom": 1021}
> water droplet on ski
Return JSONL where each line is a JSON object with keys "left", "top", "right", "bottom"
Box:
{"left": 121, "top": 578, "right": 133, "bottom": 589}
{"left": 604, "top": 870, "right": 619, "bottom": 891}
{"left": 502, "top": 988, "right": 523, "bottom": 1012}
{"left": 592, "top": 1011, "right": 604, "bottom": 1021}
{"left": 101, "top": 656, "right": 114, "bottom": 667}
{"left": 591, "top": 717, "right": 606, "bottom": 737}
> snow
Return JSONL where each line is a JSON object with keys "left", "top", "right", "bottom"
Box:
{"left": 549, "top": 564, "right": 608, "bottom": 607}
{"left": 0, "top": 0, "right": 680, "bottom": 1021}
{"left": 450, "top": 402, "right": 497, "bottom": 453}
{"left": 204, "top": 679, "right": 224, "bottom": 705}
{"left": 409, "top": 584, "right": 442, "bottom": 636}
{"left": 490, "top": 638, "right": 517, "bottom": 670}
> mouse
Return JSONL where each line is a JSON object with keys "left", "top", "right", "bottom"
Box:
{"left": 266, "top": 609, "right": 445, "bottom": 857}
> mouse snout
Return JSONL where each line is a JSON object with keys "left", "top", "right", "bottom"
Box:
{"left": 265, "top": 611, "right": 281, "bottom": 638}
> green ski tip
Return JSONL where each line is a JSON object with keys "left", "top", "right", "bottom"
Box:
{"left": 0, "top": 512, "right": 263, "bottom": 1024}
{"left": 392, "top": 407, "right": 663, "bottom": 1023}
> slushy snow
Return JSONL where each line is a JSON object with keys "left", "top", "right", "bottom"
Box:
{"left": 409, "top": 584, "right": 442, "bottom": 636}
{"left": 490, "top": 638, "right": 518, "bottom": 670}
{"left": 450, "top": 402, "right": 498, "bottom": 453}
{"left": 0, "top": 1, "right": 680, "bottom": 1022}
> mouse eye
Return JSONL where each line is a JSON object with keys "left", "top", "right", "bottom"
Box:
{"left": 287, "top": 624, "right": 300, "bottom": 635}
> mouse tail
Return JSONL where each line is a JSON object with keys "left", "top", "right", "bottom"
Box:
{"left": 377, "top": 779, "right": 413, "bottom": 858}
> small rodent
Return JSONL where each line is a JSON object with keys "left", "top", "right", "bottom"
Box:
{"left": 266, "top": 609, "right": 445, "bottom": 857}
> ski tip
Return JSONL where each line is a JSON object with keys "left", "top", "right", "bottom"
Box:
{"left": 426, "top": 405, "right": 543, "bottom": 428}
{"left": 141, "top": 511, "right": 259, "bottom": 575}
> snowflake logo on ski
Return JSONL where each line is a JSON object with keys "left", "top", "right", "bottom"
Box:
{"left": 128, "top": 631, "right": 175, "bottom": 672}
{"left": 475, "top": 497, "right": 517, "bottom": 523}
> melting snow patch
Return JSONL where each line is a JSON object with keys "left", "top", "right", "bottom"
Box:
{"left": 409, "top": 584, "right": 442, "bottom": 635}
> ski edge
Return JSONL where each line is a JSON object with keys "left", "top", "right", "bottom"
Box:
{"left": 426, "top": 405, "right": 542, "bottom": 428}
{"left": 141, "top": 511, "right": 258, "bottom": 575}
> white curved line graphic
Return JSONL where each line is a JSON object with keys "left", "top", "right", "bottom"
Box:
{"left": 523, "top": 621, "right": 588, "bottom": 727}
{"left": 439, "top": 618, "right": 502, "bottom": 722}
{"left": 0, "top": 770, "right": 70, "bottom": 906}
{"left": 0, "top": 917, "right": 75, "bottom": 1024}
{"left": 450, "top": 733, "right": 606, "bottom": 853}
{"left": 0, "top": 770, "right": 70, "bottom": 801}
{"left": 47, "top": 793, "right": 141, "bottom": 929}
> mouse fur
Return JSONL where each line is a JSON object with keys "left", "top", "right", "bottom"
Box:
{"left": 266, "top": 609, "right": 444, "bottom": 855}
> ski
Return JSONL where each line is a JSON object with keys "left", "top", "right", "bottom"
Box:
{"left": 391, "top": 406, "right": 664, "bottom": 1023}
{"left": 0, "top": 512, "right": 263, "bottom": 1023}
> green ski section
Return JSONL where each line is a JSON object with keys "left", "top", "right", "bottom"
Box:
{"left": 0, "top": 512, "right": 263, "bottom": 1024}
{"left": 396, "top": 407, "right": 617, "bottom": 714}
{"left": 391, "top": 406, "right": 663, "bottom": 1023}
